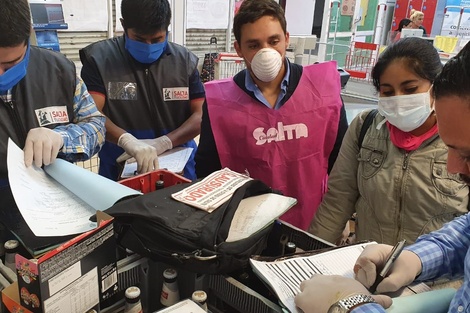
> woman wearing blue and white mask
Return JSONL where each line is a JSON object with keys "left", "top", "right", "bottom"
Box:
{"left": 309, "top": 37, "right": 469, "bottom": 246}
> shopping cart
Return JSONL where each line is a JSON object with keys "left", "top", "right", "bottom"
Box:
{"left": 344, "top": 41, "right": 379, "bottom": 81}
{"left": 214, "top": 53, "right": 246, "bottom": 80}
{"left": 200, "top": 36, "right": 219, "bottom": 83}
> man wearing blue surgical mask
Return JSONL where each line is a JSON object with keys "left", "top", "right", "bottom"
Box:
{"left": 80, "top": 0, "right": 205, "bottom": 181}
{"left": 0, "top": 0, "right": 105, "bottom": 189}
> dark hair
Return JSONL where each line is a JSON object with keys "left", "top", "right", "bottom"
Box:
{"left": 371, "top": 37, "right": 442, "bottom": 91}
{"left": 121, "top": 0, "right": 171, "bottom": 35}
{"left": 397, "top": 18, "right": 411, "bottom": 32}
{"left": 433, "top": 41, "right": 470, "bottom": 100}
{"left": 233, "top": 0, "right": 287, "bottom": 43}
{"left": 0, "top": 0, "right": 31, "bottom": 47}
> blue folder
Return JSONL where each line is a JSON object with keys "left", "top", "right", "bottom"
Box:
{"left": 386, "top": 288, "right": 457, "bottom": 313}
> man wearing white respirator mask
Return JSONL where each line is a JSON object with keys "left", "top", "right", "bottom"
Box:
{"left": 196, "top": 0, "right": 348, "bottom": 230}
{"left": 310, "top": 37, "right": 468, "bottom": 246}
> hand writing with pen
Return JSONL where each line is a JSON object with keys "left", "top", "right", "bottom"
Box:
{"left": 295, "top": 241, "right": 422, "bottom": 313}
{"left": 355, "top": 240, "right": 421, "bottom": 294}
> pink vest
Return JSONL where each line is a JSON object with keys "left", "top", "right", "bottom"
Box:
{"left": 205, "top": 61, "right": 341, "bottom": 230}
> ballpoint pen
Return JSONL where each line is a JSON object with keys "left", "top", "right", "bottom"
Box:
{"left": 369, "top": 239, "right": 407, "bottom": 294}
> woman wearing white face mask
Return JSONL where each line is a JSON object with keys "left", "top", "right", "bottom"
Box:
{"left": 309, "top": 37, "right": 469, "bottom": 246}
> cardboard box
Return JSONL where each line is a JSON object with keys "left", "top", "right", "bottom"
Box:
{"left": 13, "top": 211, "right": 118, "bottom": 313}
{"left": 2, "top": 281, "right": 33, "bottom": 313}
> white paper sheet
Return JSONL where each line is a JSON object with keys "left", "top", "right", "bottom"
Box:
{"left": 186, "top": 0, "right": 230, "bottom": 29}
{"left": 250, "top": 242, "right": 431, "bottom": 313}
{"left": 250, "top": 243, "right": 376, "bottom": 313}
{"left": 157, "top": 299, "right": 207, "bottom": 312}
{"left": 121, "top": 147, "right": 193, "bottom": 178}
{"left": 7, "top": 139, "right": 141, "bottom": 237}
{"left": 226, "top": 194, "right": 297, "bottom": 242}
{"left": 61, "top": 0, "right": 108, "bottom": 31}
{"left": 45, "top": 159, "right": 141, "bottom": 211}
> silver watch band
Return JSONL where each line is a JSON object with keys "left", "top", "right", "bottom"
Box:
{"left": 338, "top": 294, "right": 375, "bottom": 311}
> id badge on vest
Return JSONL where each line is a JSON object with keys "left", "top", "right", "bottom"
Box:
{"left": 107, "top": 82, "right": 137, "bottom": 100}
{"left": 163, "top": 87, "right": 189, "bottom": 101}
{"left": 34, "top": 106, "right": 69, "bottom": 126}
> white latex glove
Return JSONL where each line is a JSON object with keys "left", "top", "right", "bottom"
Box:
{"left": 116, "top": 133, "right": 159, "bottom": 174}
{"left": 24, "top": 127, "right": 64, "bottom": 168}
{"left": 140, "top": 136, "right": 173, "bottom": 155}
{"left": 294, "top": 274, "right": 392, "bottom": 313}
{"left": 117, "top": 135, "right": 172, "bottom": 163}
{"left": 354, "top": 244, "right": 422, "bottom": 294}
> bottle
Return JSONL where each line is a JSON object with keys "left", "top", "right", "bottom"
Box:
{"left": 124, "top": 286, "right": 143, "bottom": 313}
{"left": 4, "top": 239, "right": 19, "bottom": 273}
{"left": 160, "top": 268, "right": 180, "bottom": 307}
{"left": 192, "top": 290, "right": 208, "bottom": 312}
{"left": 155, "top": 180, "right": 165, "bottom": 190}
{"left": 284, "top": 242, "right": 297, "bottom": 255}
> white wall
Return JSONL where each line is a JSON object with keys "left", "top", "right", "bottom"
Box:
{"left": 285, "top": 0, "right": 315, "bottom": 35}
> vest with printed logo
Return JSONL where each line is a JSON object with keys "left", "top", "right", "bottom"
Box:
{"left": 205, "top": 61, "right": 342, "bottom": 230}
{"left": 0, "top": 46, "right": 76, "bottom": 180}
{"left": 80, "top": 37, "right": 199, "bottom": 180}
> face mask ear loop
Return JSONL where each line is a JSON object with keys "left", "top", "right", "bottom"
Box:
{"left": 376, "top": 119, "right": 387, "bottom": 130}
{"left": 429, "top": 84, "right": 435, "bottom": 113}
{"left": 430, "top": 99, "right": 436, "bottom": 113}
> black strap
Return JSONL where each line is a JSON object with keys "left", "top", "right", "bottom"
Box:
{"left": 358, "top": 109, "right": 378, "bottom": 149}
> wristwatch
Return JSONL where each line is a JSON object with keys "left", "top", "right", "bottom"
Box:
{"left": 328, "top": 294, "right": 376, "bottom": 313}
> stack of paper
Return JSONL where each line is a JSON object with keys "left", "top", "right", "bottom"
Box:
{"left": 250, "top": 243, "right": 376, "bottom": 312}
{"left": 226, "top": 193, "right": 297, "bottom": 242}
{"left": 250, "top": 242, "right": 431, "bottom": 313}
{"left": 156, "top": 299, "right": 207, "bottom": 312}
{"left": 121, "top": 147, "right": 193, "bottom": 178}
{"left": 6, "top": 138, "right": 141, "bottom": 237}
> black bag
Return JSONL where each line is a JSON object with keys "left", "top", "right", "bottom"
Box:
{"left": 358, "top": 109, "right": 378, "bottom": 149}
{"left": 105, "top": 179, "right": 278, "bottom": 274}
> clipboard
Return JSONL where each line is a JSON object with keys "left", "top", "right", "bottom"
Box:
{"left": 251, "top": 240, "right": 373, "bottom": 262}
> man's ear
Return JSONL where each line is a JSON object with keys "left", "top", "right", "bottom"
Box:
{"left": 234, "top": 41, "right": 243, "bottom": 58}
{"left": 285, "top": 31, "right": 290, "bottom": 50}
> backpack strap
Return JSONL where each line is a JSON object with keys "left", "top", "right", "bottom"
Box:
{"left": 358, "top": 109, "right": 378, "bottom": 149}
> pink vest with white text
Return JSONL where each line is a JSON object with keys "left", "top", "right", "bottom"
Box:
{"left": 205, "top": 61, "right": 341, "bottom": 230}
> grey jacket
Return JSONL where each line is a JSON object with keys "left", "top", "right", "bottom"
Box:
{"left": 0, "top": 46, "right": 76, "bottom": 181}
{"left": 309, "top": 109, "right": 469, "bottom": 245}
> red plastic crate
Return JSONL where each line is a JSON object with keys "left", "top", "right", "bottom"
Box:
{"left": 119, "top": 170, "right": 190, "bottom": 194}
